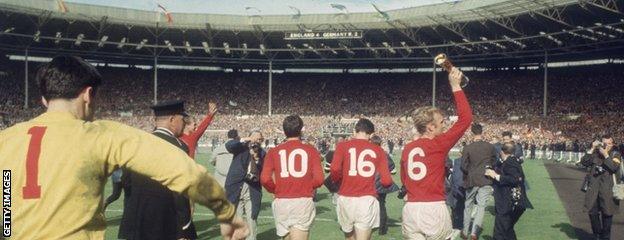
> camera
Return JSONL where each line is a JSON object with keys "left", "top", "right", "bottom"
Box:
{"left": 594, "top": 165, "right": 606, "bottom": 176}
{"left": 245, "top": 172, "right": 259, "bottom": 182}
{"left": 250, "top": 142, "right": 261, "bottom": 153}
{"left": 244, "top": 142, "right": 261, "bottom": 183}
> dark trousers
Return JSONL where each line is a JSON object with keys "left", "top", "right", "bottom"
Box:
{"left": 105, "top": 182, "right": 123, "bottom": 208}
{"left": 451, "top": 194, "right": 466, "bottom": 230}
{"left": 493, "top": 208, "right": 525, "bottom": 240}
{"left": 589, "top": 199, "right": 613, "bottom": 239}
{"left": 378, "top": 193, "right": 388, "bottom": 234}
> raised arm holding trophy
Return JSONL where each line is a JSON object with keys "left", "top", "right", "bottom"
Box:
{"left": 435, "top": 53, "right": 469, "bottom": 88}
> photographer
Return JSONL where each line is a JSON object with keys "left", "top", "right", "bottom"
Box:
{"left": 224, "top": 130, "right": 266, "bottom": 240}
{"left": 580, "top": 135, "right": 621, "bottom": 240}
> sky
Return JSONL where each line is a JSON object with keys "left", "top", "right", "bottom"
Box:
{"left": 67, "top": 0, "right": 461, "bottom": 15}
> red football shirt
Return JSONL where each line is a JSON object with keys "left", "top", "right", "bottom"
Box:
{"left": 330, "top": 138, "right": 393, "bottom": 197}
{"left": 401, "top": 90, "right": 473, "bottom": 202}
{"left": 260, "top": 139, "right": 325, "bottom": 198}
{"left": 179, "top": 113, "right": 214, "bottom": 159}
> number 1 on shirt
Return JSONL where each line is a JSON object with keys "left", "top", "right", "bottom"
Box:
{"left": 23, "top": 126, "right": 47, "bottom": 199}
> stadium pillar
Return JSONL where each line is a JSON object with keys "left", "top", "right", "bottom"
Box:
{"left": 432, "top": 60, "right": 437, "bottom": 107}
{"left": 153, "top": 55, "right": 158, "bottom": 104}
{"left": 268, "top": 61, "right": 272, "bottom": 116}
{"left": 543, "top": 51, "right": 548, "bottom": 117}
{"left": 24, "top": 48, "right": 29, "bottom": 109}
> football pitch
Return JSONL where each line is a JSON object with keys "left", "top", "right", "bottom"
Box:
{"left": 103, "top": 152, "right": 574, "bottom": 240}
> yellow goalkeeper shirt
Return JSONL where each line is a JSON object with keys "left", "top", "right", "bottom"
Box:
{"left": 0, "top": 111, "right": 235, "bottom": 239}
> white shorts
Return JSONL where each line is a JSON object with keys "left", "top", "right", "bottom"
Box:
{"left": 336, "top": 195, "right": 380, "bottom": 233}
{"left": 272, "top": 197, "right": 316, "bottom": 237}
{"left": 402, "top": 201, "right": 453, "bottom": 240}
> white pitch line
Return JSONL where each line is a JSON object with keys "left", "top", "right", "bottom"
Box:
{"left": 104, "top": 209, "right": 402, "bottom": 226}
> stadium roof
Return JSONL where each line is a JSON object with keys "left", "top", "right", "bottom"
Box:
{"left": 0, "top": 0, "right": 581, "bottom": 31}
{"left": 0, "top": 0, "right": 623, "bottom": 68}
{"left": 67, "top": 0, "right": 461, "bottom": 16}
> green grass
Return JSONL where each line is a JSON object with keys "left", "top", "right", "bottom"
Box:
{"left": 103, "top": 151, "right": 574, "bottom": 240}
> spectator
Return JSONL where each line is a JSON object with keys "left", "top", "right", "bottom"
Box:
{"left": 461, "top": 123, "right": 496, "bottom": 239}
{"left": 224, "top": 131, "right": 266, "bottom": 240}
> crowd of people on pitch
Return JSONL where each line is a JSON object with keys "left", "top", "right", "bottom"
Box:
{"left": 2, "top": 55, "right": 622, "bottom": 240}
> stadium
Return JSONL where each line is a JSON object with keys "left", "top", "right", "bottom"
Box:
{"left": 0, "top": 0, "right": 623, "bottom": 239}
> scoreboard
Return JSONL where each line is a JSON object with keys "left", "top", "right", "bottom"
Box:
{"left": 284, "top": 30, "right": 363, "bottom": 40}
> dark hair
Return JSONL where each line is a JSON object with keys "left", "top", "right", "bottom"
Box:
{"left": 227, "top": 129, "right": 239, "bottom": 139}
{"left": 502, "top": 131, "right": 512, "bottom": 138}
{"left": 471, "top": 123, "right": 483, "bottom": 135}
{"left": 602, "top": 134, "right": 613, "bottom": 140}
{"left": 370, "top": 135, "right": 382, "bottom": 146}
{"left": 283, "top": 115, "right": 304, "bottom": 138}
{"left": 502, "top": 141, "right": 516, "bottom": 155}
{"left": 355, "top": 118, "right": 375, "bottom": 134}
{"left": 37, "top": 55, "right": 102, "bottom": 101}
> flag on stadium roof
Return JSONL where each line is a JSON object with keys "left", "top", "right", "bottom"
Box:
{"left": 371, "top": 3, "right": 390, "bottom": 21}
{"left": 288, "top": 6, "right": 301, "bottom": 20}
{"left": 330, "top": 3, "right": 347, "bottom": 12}
{"left": 157, "top": 3, "right": 173, "bottom": 24}
{"left": 57, "top": 0, "right": 68, "bottom": 13}
{"left": 371, "top": 4, "right": 389, "bottom": 21}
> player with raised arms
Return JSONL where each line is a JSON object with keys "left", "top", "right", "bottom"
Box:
{"left": 330, "top": 118, "right": 394, "bottom": 240}
{"left": 260, "top": 115, "right": 325, "bottom": 240}
{"left": 400, "top": 66, "right": 473, "bottom": 240}
{"left": 0, "top": 55, "right": 248, "bottom": 240}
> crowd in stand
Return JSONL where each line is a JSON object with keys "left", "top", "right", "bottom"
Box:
{"left": 1, "top": 62, "right": 622, "bottom": 150}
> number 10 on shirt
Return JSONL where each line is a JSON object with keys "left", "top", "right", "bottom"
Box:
{"left": 279, "top": 149, "right": 308, "bottom": 178}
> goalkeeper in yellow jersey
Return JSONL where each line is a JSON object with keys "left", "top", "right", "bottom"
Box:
{"left": 0, "top": 55, "right": 248, "bottom": 240}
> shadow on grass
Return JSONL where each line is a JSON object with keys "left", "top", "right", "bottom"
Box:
{"left": 487, "top": 206, "right": 496, "bottom": 215}
{"left": 257, "top": 227, "right": 278, "bottom": 240}
{"left": 551, "top": 222, "right": 593, "bottom": 240}
{"left": 317, "top": 205, "right": 332, "bottom": 215}
{"left": 315, "top": 192, "right": 331, "bottom": 202}
{"left": 106, "top": 215, "right": 123, "bottom": 227}
{"left": 195, "top": 218, "right": 221, "bottom": 239}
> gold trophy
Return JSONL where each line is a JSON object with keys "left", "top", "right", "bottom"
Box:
{"left": 434, "top": 53, "right": 469, "bottom": 87}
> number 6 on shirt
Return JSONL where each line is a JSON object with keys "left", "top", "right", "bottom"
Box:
{"left": 407, "top": 147, "right": 427, "bottom": 181}
{"left": 279, "top": 149, "right": 308, "bottom": 178}
{"left": 347, "top": 148, "right": 376, "bottom": 177}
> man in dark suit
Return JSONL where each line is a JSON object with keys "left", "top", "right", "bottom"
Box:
{"left": 225, "top": 130, "right": 265, "bottom": 240}
{"left": 485, "top": 142, "right": 532, "bottom": 240}
{"left": 580, "top": 135, "right": 621, "bottom": 240}
{"left": 461, "top": 123, "right": 496, "bottom": 239}
{"left": 119, "top": 100, "right": 197, "bottom": 240}
{"left": 211, "top": 129, "right": 238, "bottom": 187}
